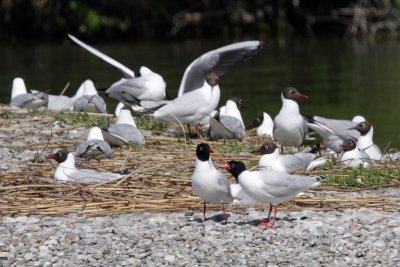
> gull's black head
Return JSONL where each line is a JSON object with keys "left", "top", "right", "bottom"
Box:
{"left": 282, "top": 87, "right": 309, "bottom": 101}
{"left": 349, "top": 121, "right": 371, "bottom": 136}
{"left": 47, "top": 149, "right": 69, "bottom": 163}
{"left": 206, "top": 72, "right": 219, "bottom": 87}
{"left": 223, "top": 160, "right": 247, "bottom": 182}
{"left": 341, "top": 139, "right": 357, "bottom": 152}
{"left": 246, "top": 112, "right": 264, "bottom": 130}
{"left": 257, "top": 141, "right": 277, "bottom": 155}
{"left": 196, "top": 143, "right": 212, "bottom": 161}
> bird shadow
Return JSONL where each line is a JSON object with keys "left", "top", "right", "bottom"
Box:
{"left": 234, "top": 215, "right": 308, "bottom": 227}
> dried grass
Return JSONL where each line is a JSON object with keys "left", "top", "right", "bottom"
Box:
{"left": 0, "top": 106, "right": 399, "bottom": 217}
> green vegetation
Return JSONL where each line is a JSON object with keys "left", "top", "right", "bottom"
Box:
{"left": 135, "top": 116, "right": 168, "bottom": 133}
{"left": 54, "top": 112, "right": 109, "bottom": 128}
{"left": 324, "top": 165, "right": 400, "bottom": 188}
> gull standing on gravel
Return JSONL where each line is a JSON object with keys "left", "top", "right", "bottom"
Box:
{"left": 273, "top": 87, "right": 309, "bottom": 149}
{"left": 102, "top": 107, "right": 145, "bottom": 146}
{"left": 246, "top": 112, "right": 274, "bottom": 137}
{"left": 191, "top": 143, "right": 233, "bottom": 223}
{"left": 72, "top": 79, "right": 107, "bottom": 113}
{"left": 305, "top": 115, "right": 364, "bottom": 153}
{"left": 253, "top": 140, "right": 326, "bottom": 173}
{"left": 9, "top": 77, "right": 48, "bottom": 109}
{"left": 339, "top": 139, "right": 372, "bottom": 168}
{"left": 76, "top": 126, "right": 113, "bottom": 159}
{"left": 48, "top": 150, "right": 121, "bottom": 183}
{"left": 349, "top": 121, "right": 382, "bottom": 161}
{"left": 223, "top": 160, "right": 326, "bottom": 229}
{"left": 208, "top": 97, "right": 246, "bottom": 140}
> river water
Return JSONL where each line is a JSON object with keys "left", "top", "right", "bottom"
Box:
{"left": 0, "top": 37, "right": 399, "bottom": 148}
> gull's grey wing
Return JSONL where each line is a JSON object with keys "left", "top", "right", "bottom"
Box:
{"left": 219, "top": 115, "right": 246, "bottom": 139}
{"left": 108, "top": 124, "right": 145, "bottom": 145}
{"left": 259, "top": 170, "right": 319, "bottom": 199}
{"left": 311, "top": 116, "right": 360, "bottom": 140}
{"left": 68, "top": 34, "right": 135, "bottom": 78}
{"left": 280, "top": 153, "right": 315, "bottom": 173}
{"left": 178, "top": 41, "right": 262, "bottom": 96}
{"left": 73, "top": 95, "right": 107, "bottom": 113}
{"left": 10, "top": 92, "right": 48, "bottom": 109}
{"left": 208, "top": 117, "right": 236, "bottom": 140}
{"left": 90, "top": 95, "right": 107, "bottom": 113}
{"left": 106, "top": 78, "right": 147, "bottom": 104}
{"left": 76, "top": 139, "right": 113, "bottom": 159}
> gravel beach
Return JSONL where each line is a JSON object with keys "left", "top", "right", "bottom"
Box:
{"left": 1, "top": 207, "right": 400, "bottom": 266}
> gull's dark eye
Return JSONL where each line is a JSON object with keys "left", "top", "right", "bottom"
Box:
{"left": 290, "top": 90, "right": 295, "bottom": 94}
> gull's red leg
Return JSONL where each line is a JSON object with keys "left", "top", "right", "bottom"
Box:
{"left": 220, "top": 202, "right": 227, "bottom": 224}
{"left": 203, "top": 201, "right": 206, "bottom": 221}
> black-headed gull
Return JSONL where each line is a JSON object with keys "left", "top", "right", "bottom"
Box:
{"left": 207, "top": 97, "right": 246, "bottom": 140}
{"left": 339, "top": 139, "right": 372, "bottom": 168}
{"left": 305, "top": 115, "right": 364, "bottom": 153}
{"left": 223, "top": 160, "right": 326, "bottom": 229}
{"left": 152, "top": 72, "right": 220, "bottom": 125}
{"left": 72, "top": 80, "right": 107, "bottom": 113}
{"left": 9, "top": 77, "right": 48, "bottom": 109}
{"left": 178, "top": 41, "right": 262, "bottom": 96}
{"left": 76, "top": 126, "right": 113, "bottom": 159}
{"left": 48, "top": 150, "right": 121, "bottom": 183}
{"left": 105, "top": 66, "right": 166, "bottom": 105}
{"left": 102, "top": 108, "right": 145, "bottom": 146}
{"left": 253, "top": 140, "right": 326, "bottom": 173}
{"left": 348, "top": 121, "right": 382, "bottom": 161}
{"left": 68, "top": 34, "right": 166, "bottom": 104}
{"left": 246, "top": 112, "right": 274, "bottom": 137}
{"left": 273, "top": 87, "right": 309, "bottom": 148}
{"left": 191, "top": 143, "right": 233, "bottom": 223}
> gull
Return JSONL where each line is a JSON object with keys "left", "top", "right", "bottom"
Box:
{"left": 102, "top": 107, "right": 145, "bottom": 146}
{"left": 72, "top": 79, "right": 107, "bottom": 113}
{"left": 348, "top": 120, "right": 382, "bottom": 161}
{"left": 305, "top": 115, "right": 365, "bottom": 153}
{"left": 76, "top": 126, "right": 113, "bottom": 159}
{"left": 207, "top": 97, "right": 246, "bottom": 140}
{"left": 273, "top": 87, "right": 309, "bottom": 148}
{"left": 191, "top": 143, "right": 233, "bottom": 223}
{"left": 246, "top": 112, "right": 274, "bottom": 137}
{"left": 47, "top": 150, "right": 121, "bottom": 183}
{"left": 68, "top": 34, "right": 166, "bottom": 104}
{"left": 339, "top": 139, "right": 372, "bottom": 168}
{"left": 9, "top": 77, "right": 48, "bottom": 109}
{"left": 152, "top": 72, "right": 220, "bottom": 126}
{"left": 178, "top": 40, "right": 262, "bottom": 96}
{"left": 223, "top": 160, "right": 326, "bottom": 229}
{"left": 68, "top": 34, "right": 261, "bottom": 103}
{"left": 253, "top": 140, "right": 326, "bottom": 173}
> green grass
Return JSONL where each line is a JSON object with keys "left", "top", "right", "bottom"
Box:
{"left": 54, "top": 111, "right": 109, "bottom": 128}
{"left": 320, "top": 164, "right": 400, "bottom": 188}
{"left": 135, "top": 116, "right": 168, "bottom": 132}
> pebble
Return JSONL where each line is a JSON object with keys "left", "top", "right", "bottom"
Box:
{"left": 0, "top": 209, "right": 399, "bottom": 266}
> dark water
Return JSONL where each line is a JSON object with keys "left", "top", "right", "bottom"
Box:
{"left": 1, "top": 38, "right": 399, "bottom": 148}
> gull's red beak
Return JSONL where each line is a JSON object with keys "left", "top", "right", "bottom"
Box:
{"left": 298, "top": 93, "right": 309, "bottom": 100}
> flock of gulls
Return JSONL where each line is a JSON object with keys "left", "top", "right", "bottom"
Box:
{"left": 7, "top": 35, "right": 398, "bottom": 229}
